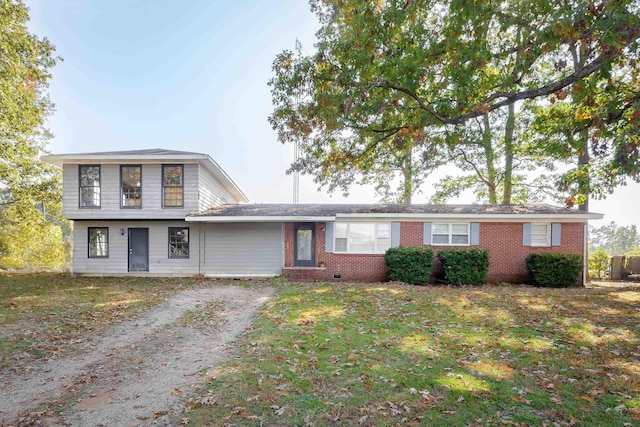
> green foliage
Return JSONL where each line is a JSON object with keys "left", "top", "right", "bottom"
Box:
{"left": 590, "top": 221, "right": 640, "bottom": 255}
{"left": 526, "top": 253, "right": 583, "bottom": 288}
{"left": 437, "top": 248, "right": 489, "bottom": 286}
{"left": 385, "top": 246, "right": 433, "bottom": 285}
{"left": 589, "top": 248, "right": 610, "bottom": 279}
{"left": 0, "top": 0, "right": 66, "bottom": 270}
{"left": 270, "top": 0, "right": 640, "bottom": 204}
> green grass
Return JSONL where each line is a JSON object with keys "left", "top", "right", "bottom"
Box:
{"left": 0, "top": 274, "right": 201, "bottom": 369}
{"left": 183, "top": 282, "right": 640, "bottom": 426}
{"left": 2, "top": 276, "right": 638, "bottom": 425}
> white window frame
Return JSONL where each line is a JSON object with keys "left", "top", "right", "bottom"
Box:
{"left": 333, "top": 222, "right": 391, "bottom": 254}
{"left": 431, "top": 223, "right": 470, "bottom": 246}
{"left": 530, "top": 223, "right": 551, "bottom": 247}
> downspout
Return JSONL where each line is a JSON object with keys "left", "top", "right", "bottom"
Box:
{"left": 583, "top": 223, "right": 588, "bottom": 286}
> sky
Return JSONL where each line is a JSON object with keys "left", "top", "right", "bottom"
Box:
{"left": 27, "top": 0, "right": 639, "bottom": 229}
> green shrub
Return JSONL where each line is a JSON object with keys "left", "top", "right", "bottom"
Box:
{"left": 385, "top": 246, "right": 433, "bottom": 285}
{"left": 437, "top": 248, "right": 489, "bottom": 286}
{"left": 526, "top": 253, "right": 583, "bottom": 287}
{"left": 588, "top": 248, "right": 610, "bottom": 279}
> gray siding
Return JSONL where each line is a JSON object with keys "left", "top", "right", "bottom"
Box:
{"left": 63, "top": 163, "right": 205, "bottom": 219}
{"left": 203, "top": 223, "right": 283, "bottom": 276}
{"left": 198, "top": 166, "right": 237, "bottom": 211}
{"left": 72, "top": 220, "right": 200, "bottom": 275}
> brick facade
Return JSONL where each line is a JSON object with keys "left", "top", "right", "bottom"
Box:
{"left": 282, "top": 220, "right": 585, "bottom": 284}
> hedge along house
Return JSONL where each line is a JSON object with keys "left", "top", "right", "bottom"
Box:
{"left": 188, "top": 204, "right": 603, "bottom": 284}
{"left": 43, "top": 149, "right": 603, "bottom": 283}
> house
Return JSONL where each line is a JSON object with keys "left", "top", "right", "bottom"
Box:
{"left": 43, "top": 149, "right": 603, "bottom": 283}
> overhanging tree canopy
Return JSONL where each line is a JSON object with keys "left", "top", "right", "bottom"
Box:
{"left": 0, "top": 0, "right": 65, "bottom": 269}
{"left": 269, "top": 0, "right": 640, "bottom": 204}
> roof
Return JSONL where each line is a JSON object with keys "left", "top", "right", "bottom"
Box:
{"left": 187, "top": 203, "right": 604, "bottom": 222}
{"left": 41, "top": 148, "right": 249, "bottom": 203}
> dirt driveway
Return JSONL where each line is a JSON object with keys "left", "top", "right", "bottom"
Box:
{"left": 0, "top": 285, "right": 274, "bottom": 426}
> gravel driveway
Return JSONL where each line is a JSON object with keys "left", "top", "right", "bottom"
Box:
{"left": 0, "top": 285, "right": 274, "bottom": 426}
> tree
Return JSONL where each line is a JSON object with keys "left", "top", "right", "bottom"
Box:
{"left": 590, "top": 221, "right": 640, "bottom": 255}
{"left": 0, "top": 0, "right": 66, "bottom": 270}
{"left": 588, "top": 247, "right": 610, "bottom": 279}
{"left": 269, "top": 0, "right": 640, "bottom": 204}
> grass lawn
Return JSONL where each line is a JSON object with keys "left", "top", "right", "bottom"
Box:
{"left": 184, "top": 282, "right": 640, "bottom": 426}
{"left": 1, "top": 276, "right": 638, "bottom": 426}
{"left": 0, "top": 274, "right": 201, "bottom": 370}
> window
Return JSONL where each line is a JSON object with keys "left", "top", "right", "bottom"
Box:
{"left": 162, "top": 165, "right": 183, "bottom": 207}
{"left": 121, "top": 165, "right": 142, "bottom": 208}
{"left": 432, "top": 223, "right": 469, "bottom": 245}
{"left": 334, "top": 222, "right": 390, "bottom": 254}
{"left": 79, "top": 165, "right": 100, "bottom": 208}
{"left": 88, "top": 227, "right": 108, "bottom": 258}
{"left": 530, "top": 223, "right": 551, "bottom": 247}
{"left": 169, "top": 227, "right": 189, "bottom": 258}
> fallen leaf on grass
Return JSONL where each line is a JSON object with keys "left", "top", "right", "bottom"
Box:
{"left": 548, "top": 393, "right": 563, "bottom": 406}
{"left": 513, "top": 396, "right": 532, "bottom": 405}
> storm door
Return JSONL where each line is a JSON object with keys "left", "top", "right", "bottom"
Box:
{"left": 128, "top": 228, "right": 149, "bottom": 272}
{"left": 294, "top": 223, "right": 315, "bottom": 267}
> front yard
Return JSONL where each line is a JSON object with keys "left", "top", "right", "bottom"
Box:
{"left": 1, "top": 275, "right": 639, "bottom": 426}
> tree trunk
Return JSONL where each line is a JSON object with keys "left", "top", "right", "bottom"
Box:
{"left": 578, "top": 130, "right": 590, "bottom": 212}
{"left": 482, "top": 114, "right": 498, "bottom": 204}
{"left": 502, "top": 103, "right": 515, "bottom": 204}
{"left": 402, "top": 148, "right": 413, "bottom": 205}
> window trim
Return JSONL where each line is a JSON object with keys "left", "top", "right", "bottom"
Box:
{"left": 530, "top": 223, "right": 551, "bottom": 247}
{"left": 168, "top": 227, "right": 190, "bottom": 259}
{"left": 88, "top": 227, "right": 109, "bottom": 258}
{"left": 162, "top": 164, "right": 184, "bottom": 208}
{"left": 79, "top": 165, "right": 101, "bottom": 209}
{"left": 120, "top": 165, "right": 142, "bottom": 209}
{"left": 333, "top": 222, "right": 391, "bottom": 254}
{"left": 431, "top": 223, "right": 470, "bottom": 246}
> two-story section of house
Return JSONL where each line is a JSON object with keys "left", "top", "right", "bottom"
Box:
{"left": 42, "top": 149, "right": 249, "bottom": 275}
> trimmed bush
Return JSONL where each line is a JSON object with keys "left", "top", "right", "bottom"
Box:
{"left": 526, "top": 253, "right": 583, "bottom": 287}
{"left": 385, "top": 246, "right": 434, "bottom": 285}
{"left": 438, "top": 248, "right": 489, "bottom": 286}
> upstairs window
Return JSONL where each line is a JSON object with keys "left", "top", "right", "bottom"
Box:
{"left": 432, "top": 223, "right": 470, "bottom": 245}
{"left": 79, "top": 165, "right": 100, "bottom": 208}
{"left": 163, "top": 165, "right": 184, "bottom": 207}
{"left": 334, "top": 222, "right": 390, "bottom": 254}
{"left": 121, "top": 165, "right": 142, "bottom": 208}
{"left": 168, "top": 227, "right": 189, "bottom": 258}
{"left": 88, "top": 227, "right": 108, "bottom": 258}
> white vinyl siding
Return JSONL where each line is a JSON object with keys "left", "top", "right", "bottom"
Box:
{"left": 72, "top": 221, "right": 200, "bottom": 275}
{"left": 204, "top": 223, "right": 283, "bottom": 276}
{"left": 432, "top": 223, "right": 470, "bottom": 245}
{"left": 198, "top": 166, "right": 238, "bottom": 211}
{"left": 334, "top": 222, "right": 390, "bottom": 254}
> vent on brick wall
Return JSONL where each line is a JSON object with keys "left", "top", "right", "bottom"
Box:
{"left": 333, "top": 274, "right": 341, "bottom": 279}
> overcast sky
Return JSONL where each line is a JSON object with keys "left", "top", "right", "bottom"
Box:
{"left": 28, "top": 0, "right": 639, "bottom": 229}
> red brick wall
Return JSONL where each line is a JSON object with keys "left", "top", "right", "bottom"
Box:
{"left": 478, "top": 222, "right": 584, "bottom": 283}
{"left": 283, "top": 221, "right": 585, "bottom": 284}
